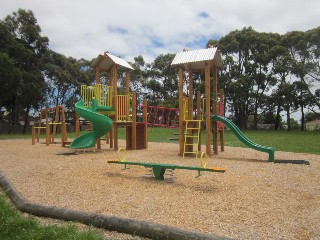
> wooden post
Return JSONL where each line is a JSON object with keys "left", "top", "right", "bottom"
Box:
{"left": 178, "top": 67, "right": 184, "bottom": 156}
{"left": 188, "top": 69, "right": 193, "bottom": 120}
{"left": 110, "top": 126, "right": 114, "bottom": 149}
{"left": 112, "top": 64, "right": 118, "bottom": 150}
{"left": 205, "top": 61, "right": 211, "bottom": 156}
{"left": 61, "top": 121, "right": 67, "bottom": 147}
{"left": 52, "top": 106, "right": 60, "bottom": 143}
{"left": 45, "top": 114, "right": 50, "bottom": 146}
{"left": 37, "top": 110, "right": 43, "bottom": 142}
{"left": 143, "top": 99, "right": 148, "bottom": 149}
{"left": 125, "top": 70, "right": 131, "bottom": 149}
{"left": 61, "top": 106, "right": 67, "bottom": 142}
{"left": 186, "top": 68, "right": 193, "bottom": 154}
{"left": 107, "top": 69, "right": 113, "bottom": 149}
{"left": 219, "top": 89, "right": 225, "bottom": 152}
{"left": 213, "top": 66, "right": 218, "bottom": 154}
{"left": 113, "top": 64, "right": 118, "bottom": 122}
{"left": 131, "top": 92, "right": 137, "bottom": 150}
{"left": 196, "top": 91, "right": 201, "bottom": 120}
{"left": 114, "top": 126, "right": 118, "bottom": 150}
{"left": 94, "top": 65, "right": 103, "bottom": 149}
{"left": 196, "top": 91, "right": 201, "bottom": 151}
{"left": 96, "top": 139, "right": 101, "bottom": 150}
{"left": 75, "top": 113, "right": 80, "bottom": 137}
{"left": 32, "top": 126, "right": 35, "bottom": 145}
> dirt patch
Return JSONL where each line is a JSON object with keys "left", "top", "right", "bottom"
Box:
{"left": 0, "top": 139, "right": 319, "bottom": 239}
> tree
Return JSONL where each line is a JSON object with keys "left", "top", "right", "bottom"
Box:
{"left": 269, "top": 42, "right": 293, "bottom": 130}
{"left": 0, "top": 22, "right": 21, "bottom": 112}
{"left": 1, "top": 9, "right": 49, "bottom": 133}
{"left": 128, "top": 55, "right": 148, "bottom": 101}
{"left": 249, "top": 32, "right": 278, "bottom": 129}
{"left": 304, "top": 27, "right": 320, "bottom": 113}
{"left": 282, "top": 29, "right": 320, "bottom": 130}
{"left": 217, "top": 27, "right": 277, "bottom": 129}
{"left": 216, "top": 26, "right": 320, "bottom": 130}
{"left": 144, "top": 53, "right": 178, "bottom": 107}
{"left": 217, "top": 28, "right": 252, "bottom": 129}
{"left": 43, "top": 50, "right": 93, "bottom": 110}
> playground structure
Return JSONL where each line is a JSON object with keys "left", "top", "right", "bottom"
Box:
{"left": 32, "top": 48, "right": 275, "bottom": 161}
{"left": 71, "top": 52, "right": 148, "bottom": 150}
{"left": 171, "top": 47, "right": 275, "bottom": 161}
{"left": 171, "top": 47, "right": 225, "bottom": 158}
{"left": 31, "top": 106, "right": 69, "bottom": 146}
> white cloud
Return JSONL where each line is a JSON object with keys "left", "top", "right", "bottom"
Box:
{"left": 1, "top": 0, "right": 319, "bottom": 62}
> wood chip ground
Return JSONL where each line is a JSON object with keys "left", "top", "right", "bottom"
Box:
{"left": 0, "top": 139, "right": 319, "bottom": 239}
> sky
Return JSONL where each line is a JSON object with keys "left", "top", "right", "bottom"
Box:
{"left": 1, "top": 0, "right": 320, "bottom": 63}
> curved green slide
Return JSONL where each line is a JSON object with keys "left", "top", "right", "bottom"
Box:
{"left": 211, "top": 115, "right": 275, "bottom": 161}
{"left": 70, "top": 99, "right": 113, "bottom": 149}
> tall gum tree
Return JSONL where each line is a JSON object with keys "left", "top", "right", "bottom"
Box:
{"left": 2, "top": 9, "right": 49, "bottom": 133}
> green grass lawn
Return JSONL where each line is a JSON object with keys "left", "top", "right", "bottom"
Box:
{"left": 118, "top": 127, "right": 320, "bottom": 155}
{"left": 1, "top": 127, "right": 319, "bottom": 154}
{"left": 0, "top": 193, "right": 105, "bottom": 240}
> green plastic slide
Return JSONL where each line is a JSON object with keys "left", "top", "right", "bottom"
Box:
{"left": 70, "top": 99, "right": 113, "bottom": 149}
{"left": 211, "top": 115, "right": 275, "bottom": 161}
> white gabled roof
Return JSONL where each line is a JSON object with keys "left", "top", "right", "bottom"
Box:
{"left": 91, "top": 52, "right": 133, "bottom": 71}
{"left": 171, "top": 47, "right": 223, "bottom": 71}
{"left": 106, "top": 53, "right": 134, "bottom": 70}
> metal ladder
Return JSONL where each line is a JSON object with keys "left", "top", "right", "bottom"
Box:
{"left": 183, "top": 120, "right": 201, "bottom": 158}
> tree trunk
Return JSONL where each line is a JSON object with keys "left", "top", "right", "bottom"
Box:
{"left": 22, "top": 106, "right": 30, "bottom": 134}
{"left": 286, "top": 106, "right": 291, "bottom": 131}
{"left": 275, "top": 102, "right": 281, "bottom": 130}
{"left": 9, "top": 99, "right": 19, "bottom": 134}
{"left": 300, "top": 103, "right": 305, "bottom": 131}
{"left": 253, "top": 107, "right": 258, "bottom": 130}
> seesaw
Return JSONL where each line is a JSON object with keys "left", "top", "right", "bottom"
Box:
{"left": 107, "top": 149, "right": 226, "bottom": 181}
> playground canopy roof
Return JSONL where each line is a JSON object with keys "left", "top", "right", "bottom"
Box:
{"left": 91, "top": 52, "right": 134, "bottom": 71}
{"left": 171, "top": 47, "right": 223, "bottom": 71}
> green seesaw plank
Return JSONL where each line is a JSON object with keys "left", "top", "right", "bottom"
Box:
{"left": 107, "top": 160, "right": 226, "bottom": 180}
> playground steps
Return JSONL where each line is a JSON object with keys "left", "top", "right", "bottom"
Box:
{"left": 183, "top": 120, "right": 201, "bottom": 158}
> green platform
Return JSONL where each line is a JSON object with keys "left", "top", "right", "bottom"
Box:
{"left": 108, "top": 160, "right": 226, "bottom": 180}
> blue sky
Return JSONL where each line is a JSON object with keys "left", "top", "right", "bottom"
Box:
{"left": 1, "top": 0, "right": 320, "bottom": 63}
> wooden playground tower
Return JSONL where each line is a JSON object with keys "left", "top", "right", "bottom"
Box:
{"left": 31, "top": 106, "right": 68, "bottom": 146}
{"left": 78, "top": 51, "right": 147, "bottom": 150}
{"left": 171, "top": 47, "right": 224, "bottom": 157}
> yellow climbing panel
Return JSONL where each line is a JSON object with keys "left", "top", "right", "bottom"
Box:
{"left": 81, "top": 84, "right": 113, "bottom": 107}
{"left": 183, "top": 120, "right": 201, "bottom": 158}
